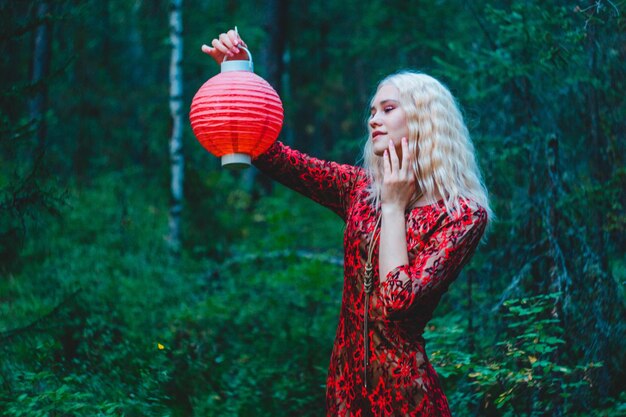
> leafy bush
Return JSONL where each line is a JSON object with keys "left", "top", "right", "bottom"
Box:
{"left": 426, "top": 293, "right": 614, "bottom": 416}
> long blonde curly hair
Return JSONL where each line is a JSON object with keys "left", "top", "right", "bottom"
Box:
{"left": 362, "top": 71, "right": 492, "bottom": 221}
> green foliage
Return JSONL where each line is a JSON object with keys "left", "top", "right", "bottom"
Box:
{"left": 0, "top": 171, "right": 343, "bottom": 415}
{"left": 0, "top": 173, "right": 185, "bottom": 415}
{"left": 470, "top": 293, "right": 598, "bottom": 415}
{"left": 426, "top": 293, "right": 616, "bottom": 416}
{"left": 166, "top": 257, "right": 341, "bottom": 416}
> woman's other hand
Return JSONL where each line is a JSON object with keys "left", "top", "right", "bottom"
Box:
{"left": 201, "top": 29, "right": 248, "bottom": 65}
{"left": 381, "top": 137, "right": 416, "bottom": 213}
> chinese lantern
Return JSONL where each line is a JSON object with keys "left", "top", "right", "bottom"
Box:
{"left": 189, "top": 48, "right": 283, "bottom": 168}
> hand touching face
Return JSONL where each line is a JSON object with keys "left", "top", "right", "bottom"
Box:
{"left": 381, "top": 137, "right": 417, "bottom": 211}
{"left": 369, "top": 84, "right": 409, "bottom": 157}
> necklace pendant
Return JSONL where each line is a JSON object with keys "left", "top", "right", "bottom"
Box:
{"left": 364, "top": 262, "right": 374, "bottom": 294}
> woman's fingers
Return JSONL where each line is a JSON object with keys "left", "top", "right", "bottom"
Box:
{"left": 382, "top": 138, "right": 415, "bottom": 209}
{"left": 219, "top": 32, "right": 238, "bottom": 54}
{"left": 212, "top": 37, "right": 233, "bottom": 56}
{"left": 226, "top": 29, "right": 247, "bottom": 49}
{"left": 383, "top": 149, "right": 391, "bottom": 176}
{"left": 400, "top": 137, "right": 410, "bottom": 175}
{"left": 201, "top": 29, "right": 248, "bottom": 63}
{"left": 388, "top": 140, "right": 400, "bottom": 173}
{"left": 222, "top": 30, "right": 248, "bottom": 53}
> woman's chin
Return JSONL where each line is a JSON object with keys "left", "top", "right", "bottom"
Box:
{"left": 372, "top": 143, "right": 387, "bottom": 157}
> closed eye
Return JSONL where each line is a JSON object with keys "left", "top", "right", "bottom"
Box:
{"left": 369, "top": 99, "right": 400, "bottom": 118}
{"left": 369, "top": 107, "right": 395, "bottom": 118}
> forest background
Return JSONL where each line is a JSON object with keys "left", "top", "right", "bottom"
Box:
{"left": 1, "top": 0, "right": 624, "bottom": 416}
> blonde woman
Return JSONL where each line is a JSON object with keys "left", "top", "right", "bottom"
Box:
{"left": 205, "top": 30, "right": 491, "bottom": 417}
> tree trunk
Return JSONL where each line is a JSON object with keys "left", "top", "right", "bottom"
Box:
{"left": 128, "top": 0, "right": 150, "bottom": 164}
{"left": 129, "top": 0, "right": 145, "bottom": 86}
{"left": 29, "top": 0, "right": 52, "bottom": 151}
{"left": 579, "top": 19, "right": 616, "bottom": 397}
{"left": 585, "top": 24, "right": 610, "bottom": 272}
{"left": 168, "top": 0, "right": 184, "bottom": 252}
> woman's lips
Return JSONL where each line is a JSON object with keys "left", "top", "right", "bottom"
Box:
{"left": 372, "top": 131, "right": 385, "bottom": 139}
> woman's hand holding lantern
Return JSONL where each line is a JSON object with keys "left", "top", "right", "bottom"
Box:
{"left": 201, "top": 29, "right": 249, "bottom": 64}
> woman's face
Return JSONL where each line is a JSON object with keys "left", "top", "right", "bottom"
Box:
{"left": 368, "top": 83, "right": 410, "bottom": 157}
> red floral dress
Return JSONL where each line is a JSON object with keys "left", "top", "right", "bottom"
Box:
{"left": 254, "top": 142, "right": 488, "bottom": 417}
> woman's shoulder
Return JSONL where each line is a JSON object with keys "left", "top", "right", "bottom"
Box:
{"left": 408, "top": 197, "right": 487, "bottom": 227}
{"left": 456, "top": 197, "right": 487, "bottom": 215}
{"left": 442, "top": 199, "right": 488, "bottom": 243}
{"left": 445, "top": 198, "right": 488, "bottom": 226}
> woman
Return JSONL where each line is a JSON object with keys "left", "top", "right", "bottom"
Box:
{"left": 204, "top": 30, "right": 491, "bottom": 417}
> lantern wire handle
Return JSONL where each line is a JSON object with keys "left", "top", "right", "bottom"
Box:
{"left": 222, "top": 46, "right": 253, "bottom": 64}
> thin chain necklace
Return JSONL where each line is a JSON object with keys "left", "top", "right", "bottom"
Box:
{"left": 363, "top": 212, "right": 381, "bottom": 389}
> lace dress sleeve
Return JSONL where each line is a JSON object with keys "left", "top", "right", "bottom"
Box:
{"left": 253, "top": 141, "right": 362, "bottom": 219}
{"left": 379, "top": 202, "right": 488, "bottom": 319}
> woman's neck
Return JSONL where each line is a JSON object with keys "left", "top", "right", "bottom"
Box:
{"left": 411, "top": 190, "right": 443, "bottom": 208}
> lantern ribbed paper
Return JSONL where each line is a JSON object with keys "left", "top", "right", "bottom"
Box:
{"left": 189, "top": 67, "right": 283, "bottom": 168}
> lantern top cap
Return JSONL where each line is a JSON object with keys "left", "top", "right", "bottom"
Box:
{"left": 221, "top": 46, "right": 254, "bottom": 73}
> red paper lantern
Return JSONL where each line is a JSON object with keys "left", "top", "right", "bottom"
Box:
{"left": 189, "top": 48, "right": 283, "bottom": 168}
